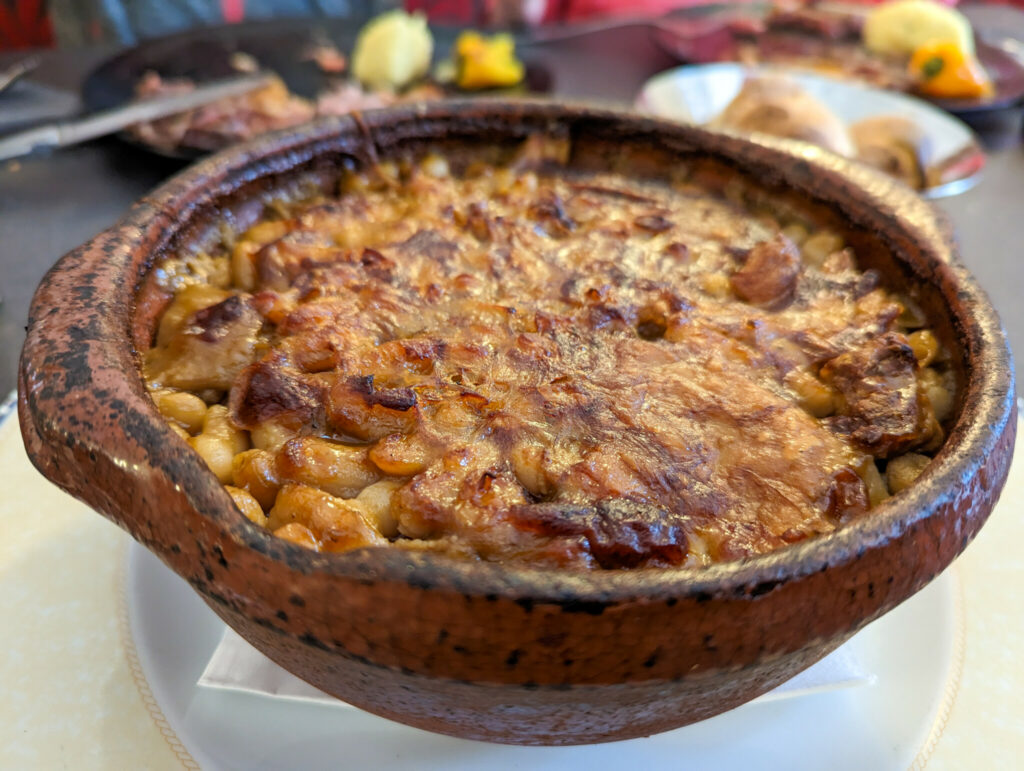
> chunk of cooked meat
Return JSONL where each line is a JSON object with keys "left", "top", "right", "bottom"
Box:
{"left": 328, "top": 376, "right": 420, "bottom": 441}
{"left": 145, "top": 294, "right": 263, "bottom": 391}
{"left": 820, "top": 332, "right": 936, "bottom": 456}
{"left": 730, "top": 234, "right": 802, "bottom": 307}
{"left": 129, "top": 72, "right": 317, "bottom": 152}
{"left": 229, "top": 354, "right": 326, "bottom": 434}
{"left": 822, "top": 467, "right": 870, "bottom": 524}
{"left": 510, "top": 499, "right": 689, "bottom": 568}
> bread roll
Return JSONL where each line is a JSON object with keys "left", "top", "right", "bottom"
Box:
{"left": 850, "top": 115, "right": 932, "bottom": 190}
{"left": 710, "top": 76, "right": 855, "bottom": 157}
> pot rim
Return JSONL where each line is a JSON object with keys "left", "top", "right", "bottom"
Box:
{"left": 20, "top": 99, "right": 1017, "bottom": 604}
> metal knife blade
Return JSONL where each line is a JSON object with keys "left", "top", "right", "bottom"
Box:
{"left": 0, "top": 72, "right": 273, "bottom": 163}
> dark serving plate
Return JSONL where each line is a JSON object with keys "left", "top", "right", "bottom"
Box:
{"left": 80, "top": 17, "right": 553, "bottom": 160}
{"left": 648, "top": 7, "right": 1024, "bottom": 122}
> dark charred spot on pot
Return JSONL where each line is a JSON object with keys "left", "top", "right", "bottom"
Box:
{"left": 289, "top": 594, "right": 306, "bottom": 607}
{"left": 749, "top": 579, "right": 782, "bottom": 598}
{"left": 213, "top": 545, "right": 228, "bottom": 569}
{"left": 505, "top": 649, "right": 522, "bottom": 668}
{"left": 68, "top": 318, "right": 102, "bottom": 344}
{"left": 118, "top": 401, "right": 191, "bottom": 472}
{"left": 405, "top": 576, "right": 433, "bottom": 591}
{"left": 41, "top": 336, "right": 96, "bottom": 397}
{"left": 203, "top": 590, "right": 247, "bottom": 616}
{"left": 276, "top": 609, "right": 289, "bottom": 622}
{"left": 537, "top": 632, "right": 567, "bottom": 648}
{"left": 557, "top": 599, "right": 607, "bottom": 615}
{"left": 643, "top": 650, "right": 660, "bottom": 668}
{"left": 299, "top": 632, "right": 331, "bottom": 651}
{"left": 243, "top": 535, "right": 272, "bottom": 557}
{"left": 335, "top": 646, "right": 373, "bottom": 668}
{"left": 72, "top": 283, "right": 97, "bottom": 303}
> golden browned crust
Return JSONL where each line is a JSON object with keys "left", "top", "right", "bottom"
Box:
{"left": 140, "top": 141, "right": 951, "bottom": 568}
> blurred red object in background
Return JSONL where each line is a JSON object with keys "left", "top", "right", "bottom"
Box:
{"left": 406, "top": 0, "right": 767, "bottom": 25}
{"left": 406, "top": 0, "right": 972, "bottom": 25}
{"left": 558, "top": 0, "right": 758, "bottom": 22}
{"left": 0, "top": 0, "right": 53, "bottom": 49}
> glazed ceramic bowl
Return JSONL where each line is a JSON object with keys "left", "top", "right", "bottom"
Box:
{"left": 18, "top": 101, "right": 1016, "bottom": 746}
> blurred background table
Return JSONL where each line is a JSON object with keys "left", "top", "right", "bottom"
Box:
{"left": 1, "top": 12, "right": 1022, "bottom": 397}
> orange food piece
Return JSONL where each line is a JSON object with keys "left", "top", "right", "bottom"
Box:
{"left": 909, "top": 41, "right": 993, "bottom": 99}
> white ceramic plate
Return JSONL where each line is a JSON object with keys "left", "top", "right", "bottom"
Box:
{"left": 126, "top": 541, "right": 960, "bottom": 771}
{"left": 635, "top": 63, "right": 985, "bottom": 198}
{"left": 8, "top": 408, "right": 1023, "bottom": 768}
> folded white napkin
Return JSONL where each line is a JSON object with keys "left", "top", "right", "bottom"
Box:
{"left": 198, "top": 626, "right": 872, "bottom": 707}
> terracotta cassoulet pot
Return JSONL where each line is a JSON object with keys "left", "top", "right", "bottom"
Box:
{"left": 18, "top": 101, "right": 1016, "bottom": 745}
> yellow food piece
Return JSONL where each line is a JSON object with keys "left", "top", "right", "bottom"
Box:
{"left": 909, "top": 41, "right": 993, "bottom": 99}
{"left": 188, "top": 405, "right": 249, "bottom": 483}
{"left": 352, "top": 10, "right": 433, "bottom": 91}
{"left": 864, "top": 0, "right": 974, "bottom": 57}
{"left": 268, "top": 484, "right": 385, "bottom": 553}
{"left": 225, "top": 485, "right": 269, "bottom": 527}
{"left": 273, "top": 523, "right": 320, "bottom": 551}
{"left": 886, "top": 453, "right": 931, "bottom": 494}
{"left": 455, "top": 31, "right": 525, "bottom": 90}
{"left": 151, "top": 389, "right": 207, "bottom": 434}
{"left": 907, "top": 329, "right": 940, "bottom": 366}
{"left": 232, "top": 449, "right": 281, "bottom": 510}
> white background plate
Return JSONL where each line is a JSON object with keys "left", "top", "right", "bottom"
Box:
{"left": 5, "top": 407, "right": 1024, "bottom": 768}
{"left": 635, "top": 63, "right": 985, "bottom": 198}
{"left": 127, "top": 540, "right": 959, "bottom": 770}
